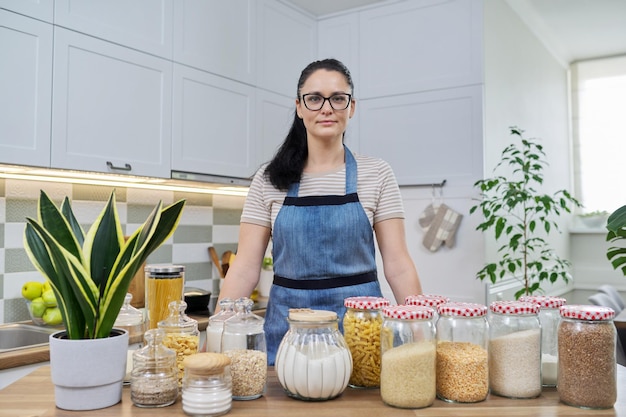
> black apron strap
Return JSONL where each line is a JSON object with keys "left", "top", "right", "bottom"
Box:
{"left": 273, "top": 271, "right": 377, "bottom": 290}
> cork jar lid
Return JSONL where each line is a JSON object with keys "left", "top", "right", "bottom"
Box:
{"left": 183, "top": 352, "right": 231, "bottom": 376}
{"left": 288, "top": 308, "right": 337, "bottom": 322}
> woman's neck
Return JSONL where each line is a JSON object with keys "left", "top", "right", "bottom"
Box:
{"left": 304, "top": 141, "right": 345, "bottom": 173}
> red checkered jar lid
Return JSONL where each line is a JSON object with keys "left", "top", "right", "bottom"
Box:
{"left": 405, "top": 294, "right": 450, "bottom": 307}
{"left": 519, "top": 295, "right": 566, "bottom": 309}
{"left": 382, "top": 305, "right": 434, "bottom": 320}
{"left": 344, "top": 296, "right": 389, "bottom": 310}
{"left": 437, "top": 302, "right": 487, "bottom": 317}
{"left": 489, "top": 300, "right": 540, "bottom": 315}
{"left": 560, "top": 304, "right": 615, "bottom": 321}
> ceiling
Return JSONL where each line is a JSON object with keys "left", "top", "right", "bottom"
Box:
{"left": 284, "top": 0, "right": 626, "bottom": 63}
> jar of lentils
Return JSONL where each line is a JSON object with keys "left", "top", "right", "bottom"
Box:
{"left": 380, "top": 305, "right": 436, "bottom": 409}
{"left": 405, "top": 294, "right": 449, "bottom": 322}
{"left": 488, "top": 301, "right": 541, "bottom": 399}
{"left": 519, "top": 295, "right": 566, "bottom": 386}
{"left": 343, "top": 296, "right": 389, "bottom": 388}
{"left": 436, "top": 302, "right": 489, "bottom": 403}
{"left": 558, "top": 304, "right": 617, "bottom": 409}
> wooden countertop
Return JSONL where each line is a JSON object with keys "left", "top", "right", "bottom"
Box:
{"left": 1, "top": 366, "right": 625, "bottom": 417}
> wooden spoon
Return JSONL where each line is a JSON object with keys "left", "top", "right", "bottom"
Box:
{"left": 208, "top": 247, "right": 224, "bottom": 278}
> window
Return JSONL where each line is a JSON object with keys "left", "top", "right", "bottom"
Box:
{"left": 572, "top": 56, "right": 626, "bottom": 214}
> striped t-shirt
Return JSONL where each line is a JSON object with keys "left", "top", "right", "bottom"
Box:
{"left": 241, "top": 151, "right": 405, "bottom": 230}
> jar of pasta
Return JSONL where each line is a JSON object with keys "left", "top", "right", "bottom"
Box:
{"left": 558, "top": 305, "right": 617, "bottom": 409}
{"left": 436, "top": 302, "right": 489, "bottom": 403}
{"left": 405, "top": 294, "right": 449, "bottom": 322}
{"left": 380, "top": 305, "right": 436, "bottom": 409}
{"left": 488, "top": 301, "right": 541, "bottom": 399}
{"left": 145, "top": 264, "right": 185, "bottom": 329}
{"left": 275, "top": 309, "right": 352, "bottom": 401}
{"left": 158, "top": 300, "right": 200, "bottom": 387}
{"left": 343, "top": 296, "right": 389, "bottom": 388}
{"left": 519, "top": 295, "right": 566, "bottom": 386}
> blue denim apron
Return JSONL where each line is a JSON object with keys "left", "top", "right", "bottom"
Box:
{"left": 264, "top": 146, "right": 382, "bottom": 364}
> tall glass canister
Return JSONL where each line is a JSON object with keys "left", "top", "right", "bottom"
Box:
{"left": 145, "top": 264, "right": 185, "bottom": 329}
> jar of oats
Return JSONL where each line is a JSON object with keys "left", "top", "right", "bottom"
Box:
{"left": 519, "top": 295, "right": 566, "bottom": 387}
{"left": 436, "top": 302, "right": 489, "bottom": 403}
{"left": 488, "top": 301, "right": 541, "bottom": 399}
{"left": 343, "top": 296, "right": 389, "bottom": 388}
{"left": 558, "top": 304, "right": 617, "bottom": 409}
{"left": 380, "top": 305, "right": 436, "bottom": 409}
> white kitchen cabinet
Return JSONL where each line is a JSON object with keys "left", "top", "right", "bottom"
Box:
{"left": 0, "top": 0, "right": 53, "bottom": 23}
{"left": 51, "top": 28, "right": 173, "bottom": 178}
{"left": 317, "top": 13, "right": 360, "bottom": 90}
{"left": 0, "top": 10, "right": 52, "bottom": 167}
{"left": 172, "top": 64, "right": 256, "bottom": 180}
{"left": 173, "top": 0, "right": 256, "bottom": 85}
{"left": 255, "top": 89, "right": 294, "bottom": 167}
{"left": 54, "top": 0, "right": 173, "bottom": 59}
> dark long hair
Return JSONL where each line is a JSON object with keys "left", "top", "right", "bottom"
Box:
{"left": 264, "top": 58, "right": 354, "bottom": 190}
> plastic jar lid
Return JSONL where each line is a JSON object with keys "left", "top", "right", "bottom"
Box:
{"left": 288, "top": 308, "right": 337, "bottom": 322}
{"left": 560, "top": 304, "right": 615, "bottom": 321}
{"left": 344, "top": 296, "right": 390, "bottom": 310}
{"left": 519, "top": 295, "right": 566, "bottom": 309}
{"left": 405, "top": 294, "right": 450, "bottom": 307}
{"left": 382, "top": 305, "right": 434, "bottom": 320}
{"left": 489, "top": 300, "right": 540, "bottom": 315}
{"left": 438, "top": 302, "right": 487, "bottom": 317}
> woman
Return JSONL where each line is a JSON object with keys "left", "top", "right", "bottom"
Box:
{"left": 217, "top": 58, "right": 422, "bottom": 364}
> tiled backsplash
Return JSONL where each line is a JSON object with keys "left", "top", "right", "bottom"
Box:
{"left": 0, "top": 178, "right": 245, "bottom": 324}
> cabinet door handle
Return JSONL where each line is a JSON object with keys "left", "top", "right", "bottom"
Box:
{"left": 106, "top": 161, "right": 132, "bottom": 171}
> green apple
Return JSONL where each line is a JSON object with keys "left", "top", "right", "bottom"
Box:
{"left": 43, "top": 307, "right": 63, "bottom": 326}
{"left": 21, "top": 281, "right": 43, "bottom": 301}
{"left": 42, "top": 280, "right": 52, "bottom": 293}
{"left": 42, "top": 289, "right": 57, "bottom": 307}
{"left": 30, "top": 297, "right": 46, "bottom": 318}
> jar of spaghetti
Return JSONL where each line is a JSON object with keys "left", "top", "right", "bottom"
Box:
{"left": 436, "top": 302, "right": 489, "bottom": 403}
{"left": 145, "top": 264, "right": 185, "bottom": 329}
{"left": 380, "top": 305, "right": 436, "bottom": 409}
{"left": 405, "top": 294, "right": 450, "bottom": 322}
{"left": 558, "top": 305, "right": 616, "bottom": 409}
{"left": 343, "top": 296, "right": 389, "bottom": 388}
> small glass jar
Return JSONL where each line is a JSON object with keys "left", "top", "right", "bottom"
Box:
{"left": 275, "top": 309, "right": 352, "bottom": 401}
{"left": 558, "top": 304, "right": 617, "bottom": 409}
{"left": 145, "top": 264, "right": 185, "bottom": 329}
{"left": 221, "top": 297, "right": 267, "bottom": 400}
{"left": 182, "top": 352, "right": 232, "bottom": 417}
{"left": 114, "top": 293, "right": 146, "bottom": 348}
{"left": 380, "top": 305, "right": 436, "bottom": 409}
{"left": 436, "top": 302, "right": 489, "bottom": 403}
{"left": 488, "top": 301, "right": 541, "bottom": 399}
{"left": 205, "top": 298, "right": 236, "bottom": 353}
{"left": 130, "top": 329, "right": 179, "bottom": 407}
{"left": 343, "top": 296, "right": 389, "bottom": 388}
{"left": 158, "top": 300, "right": 200, "bottom": 386}
{"left": 405, "top": 294, "right": 450, "bottom": 322}
{"left": 519, "top": 295, "right": 566, "bottom": 386}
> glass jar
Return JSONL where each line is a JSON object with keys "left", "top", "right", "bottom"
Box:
{"left": 519, "top": 295, "right": 566, "bottom": 386}
{"left": 221, "top": 297, "right": 267, "bottom": 400}
{"left": 380, "top": 305, "right": 436, "bottom": 409}
{"left": 488, "top": 301, "right": 541, "bottom": 399}
{"left": 205, "top": 298, "right": 236, "bottom": 353}
{"left": 145, "top": 264, "right": 185, "bottom": 329}
{"left": 558, "top": 304, "right": 617, "bottom": 409}
{"left": 436, "top": 302, "right": 489, "bottom": 403}
{"left": 182, "top": 352, "right": 232, "bottom": 417}
{"left": 343, "top": 296, "right": 389, "bottom": 388}
{"left": 114, "top": 293, "right": 146, "bottom": 348}
{"left": 130, "top": 329, "right": 179, "bottom": 407}
{"left": 158, "top": 300, "right": 200, "bottom": 386}
{"left": 275, "top": 309, "right": 352, "bottom": 401}
{"left": 405, "top": 294, "right": 450, "bottom": 322}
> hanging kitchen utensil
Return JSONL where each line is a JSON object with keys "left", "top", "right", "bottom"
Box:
{"left": 221, "top": 250, "right": 233, "bottom": 276}
{"left": 208, "top": 247, "right": 224, "bottom": 278}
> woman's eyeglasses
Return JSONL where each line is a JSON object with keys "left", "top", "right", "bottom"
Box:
{"left": 300, "top": 93, "right": 352, "bottom": 111}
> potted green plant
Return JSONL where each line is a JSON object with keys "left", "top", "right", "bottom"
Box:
{"left": 470, "top": 127, "right": 581, "bottom": 299}
{"left": 606, "top": 205, "right": 626, "bottom": 276}
{"left": 23, "top": 190, "right": 185, "bottom": 410}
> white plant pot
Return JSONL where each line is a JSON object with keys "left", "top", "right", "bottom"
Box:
{"left": 49, "top": 328, "right": 129, "bottom": 410}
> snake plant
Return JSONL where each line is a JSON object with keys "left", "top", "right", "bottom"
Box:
{"left": 607, "top": 205, "right": 626, "bottom": 276}
{"left": 23, "top": 190, "right": 185, "bottom": 339}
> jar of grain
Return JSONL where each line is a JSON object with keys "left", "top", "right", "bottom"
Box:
{"left": 130, "top": 329, "right": 179, "bottom": 407}
{"left": 275, "top": 309, "right": 352, "bottom": 401}
{"left": 145, "top": 264, "right": 185, "bottom": 329}
{"left": 405, "top": 294, "right": 450, "bottom": 322}
{"left": 519, "top": 295, "right": 566, "bottom": 386}
{"left": 158, "top": 300, "right": 200, "bottom": 387}
{"left": 380, "top": 305, "right": 436, "bottom": 409}
{"left": 557, "top": 304, "right": 617, "bottom": 409}
{"left": 436, "top": 302, "right": 489, "bottom": 403}
{"left": 343, "top": 296, "right": 389, "bottom": 388}
{"left": 182, "top": 352, "right": 232, "bottom": 417}
{"left": 488, "top": 301, "right": 541, "bottom": 399}
{"left": 221, "top": 297, "right": 267, "bottom": 400}
{"left": 205, "top": 298, "right": 236, "bottom": 353}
